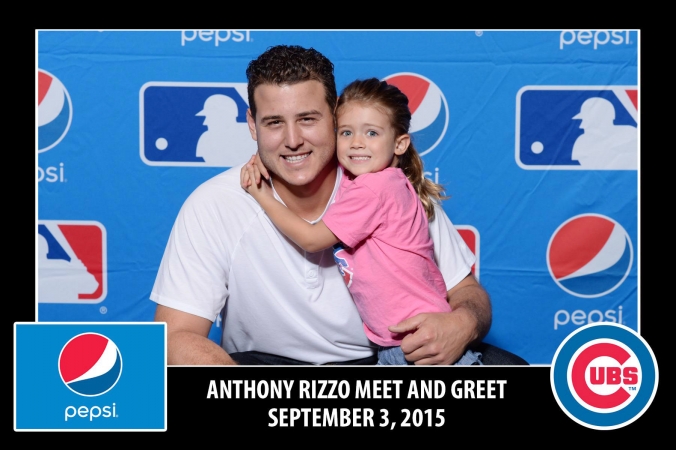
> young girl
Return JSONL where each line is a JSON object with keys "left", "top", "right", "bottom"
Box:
{"left": 241, "top": 77, "right": 482, "bottom": 366}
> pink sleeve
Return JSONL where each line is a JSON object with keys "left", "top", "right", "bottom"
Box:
{"left": 322, "top": 182, "right": 382, "bottom": 248}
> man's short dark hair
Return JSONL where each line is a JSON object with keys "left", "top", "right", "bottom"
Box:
{"left": 246, "top": 45, "right": 337, "bottom": 119}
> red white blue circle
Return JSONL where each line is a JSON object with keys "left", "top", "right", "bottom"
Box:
{"left": 383, "top": 73, "right": 448, "bottom": 156}
{"left": 58, "top": 333, "right": 123, "bottom": 397}
{"left": 551, "top": 323, "right": 658, "bottom": 430}
{"left": 547, "top": 214, "right": 633, "bottom": 298}
{"left": 38, "top": 69, "right": 73, "bottom": 153}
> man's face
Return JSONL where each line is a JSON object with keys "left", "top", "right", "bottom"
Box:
{"left": 247, "top": 81, "right": 336, "bottom": 188}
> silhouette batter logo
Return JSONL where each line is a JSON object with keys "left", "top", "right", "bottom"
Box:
{"left": 516, "top": 86, "right": 637, "bottom": 170}
{"left": 551, "top": 323, "right": 658, "bottom": 430}
{"left": 58, "top": 333, "right": 123, "bottom": 397}
{"left": 140, "top": 82, "right": 256, "bottom": 167}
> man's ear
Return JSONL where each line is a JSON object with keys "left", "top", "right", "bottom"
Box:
{"left": 333, "top": 98, "right": 339, "bottom": 131}
{"left": 394, "top": 134, "right": 410, "bottom": 156}
{"left": 247, "top": 109, "right": 257, "bottom": 141}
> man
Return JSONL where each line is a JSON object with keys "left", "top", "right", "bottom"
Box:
{"left": 151, "top": 44, "right": 526, "bottom": 365}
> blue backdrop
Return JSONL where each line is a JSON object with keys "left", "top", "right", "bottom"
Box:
{"left": 37, "top": 30, "right": 639, "bottom": 365}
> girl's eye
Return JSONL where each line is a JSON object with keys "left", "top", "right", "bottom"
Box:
{"left": 367, "top": 130, "right": 378, "bottom": 137}
{"left": 340, "top": 130, "right": 352, "bottom": 136}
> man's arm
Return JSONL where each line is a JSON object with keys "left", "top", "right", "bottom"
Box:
{"left": 155, "top": 305, "right": 237, "bottom": 365}
{"left": 445, "top": 273, "right": 491, "bottom": 347}
{"left": 388, "top": 273, "right": 491, "bottom": 365}
{"left": 387, "top": 201, "right": 492, "bottom": 365}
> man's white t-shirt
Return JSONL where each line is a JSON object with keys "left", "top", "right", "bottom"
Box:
{"left": 150, "top": 164, "right": 476, "bottom": 364}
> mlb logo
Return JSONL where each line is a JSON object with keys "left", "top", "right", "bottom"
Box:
{"left": 516, "top": 86, "right": 637, "bottom": 170}
{"left": 14, "top": 322, "right": 166, "bottom": 431}
{"left": 38, "top": 220, "right": 107, "bottom": 304}
{"left": 456, "top": 225, "right": 479, "bottom": 279}
{"left": 140, "top": 82, "right": 257, "bottom": 167}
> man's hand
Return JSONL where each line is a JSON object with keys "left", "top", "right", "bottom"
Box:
{"left": 388, "top": 273, "right": 491, "bottom": 365}
{"left": 389, "top": 311, "right": 474, "bottom": 365}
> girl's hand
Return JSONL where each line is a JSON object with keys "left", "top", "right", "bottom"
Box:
{"left": 240, "top": 155, "right": 257, "bottom": 189}
{"left": 252, "top": 152, "right": 269, "bottom": 181}
{"left": 240, "top": 155, "right": 272, "bottom": 200}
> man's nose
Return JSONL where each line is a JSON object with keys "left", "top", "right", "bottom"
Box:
{"left": 284, "top": 124, "right": 304, "bottom": 150}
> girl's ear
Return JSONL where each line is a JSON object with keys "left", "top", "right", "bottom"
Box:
{"left": 394, "top": 134, "right": 410, "bottom": 156}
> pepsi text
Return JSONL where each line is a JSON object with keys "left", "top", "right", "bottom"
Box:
{"left": 559, "top": 30, "right": 632, "bottom": 50}
{"left": 181, "top": 30, "right": 251, "bottom": 46}
{"left": 554, "top": 306, "right": 623, "bottom": 330}
{"left": 65, "top": 403, "right": 118, "bottom": 422}
{"left": 38, "top": 163, "right": 66, "bottom": 183}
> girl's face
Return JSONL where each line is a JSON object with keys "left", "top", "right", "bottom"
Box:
{"left": 336, "top": 102, "right": 409, "bottom": 177}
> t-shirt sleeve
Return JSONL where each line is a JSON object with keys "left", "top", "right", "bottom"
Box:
{"left": 150, "top": 188, "right": 229, "bottom": 322}
{"left": 428, "top": 202, "right": 476, "bottom": 291}
{"left": 322, "top": 181, "right": 382, "bottom": 248}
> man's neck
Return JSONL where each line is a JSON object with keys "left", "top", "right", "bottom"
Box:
{"left": 272, "top": 161, "right": 338, "bottom": 222}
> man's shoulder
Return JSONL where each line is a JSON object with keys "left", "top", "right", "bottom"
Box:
{"left": 182, "top": 164, "right": 253, "bottom": 211}
{"left": 190, "top": 164, "right": 245, "bottom": 195}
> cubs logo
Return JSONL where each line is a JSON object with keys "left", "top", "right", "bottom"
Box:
{"left": 383, "top": 73, "right": 449, "bottom": 156}
{"left": 551, "top": 323, "right": 658, "bottom": 430}
{"left": 58, "top": 333, "right": 122, "bottom": 397}
{"left": 332, "top": 244, "right": 353, "bottom": 288}
{"left": 547, "top": 214, "right": 633, "bottom": 298}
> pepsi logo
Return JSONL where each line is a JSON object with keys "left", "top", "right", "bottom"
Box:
{"left": 58, "top": 333, "right": 122, "bottom": 397}
{"left": 547, "top": 214, "right": 633, "bottom": 298}
{"left": 38, "top": 69, "right": 73, "bottom": 153}
{"left": 383, "top": 73, "right": 449, "bottom": 156}
{"left": 551, "top": 323, "right": 658, "bottom": 430}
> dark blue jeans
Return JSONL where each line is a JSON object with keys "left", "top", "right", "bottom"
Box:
{"left": 377, "top": 346, "right": 483, "bottom": 365}
{"left": 229, "top": 351, "right": 378, "bottom": 365}
{"left": 229, "top": 343, "right": 528, "bottom": 366}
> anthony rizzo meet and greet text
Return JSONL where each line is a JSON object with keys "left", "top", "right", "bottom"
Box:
{"left": 205, "top": 377, "right": 506, "bottom": 429}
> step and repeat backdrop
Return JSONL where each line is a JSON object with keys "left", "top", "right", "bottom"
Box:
{"left": 37, "top": 30, "right": 639, "bottom": 365}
